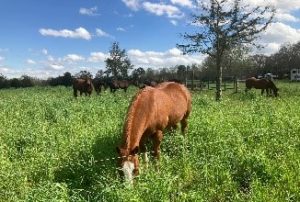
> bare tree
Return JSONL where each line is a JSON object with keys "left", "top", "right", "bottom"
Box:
{"left": 178, "top": 0, "right": 275, "bottom": 101}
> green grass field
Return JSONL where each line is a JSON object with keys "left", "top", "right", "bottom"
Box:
{"left": 0, "top": 82, "right": 299, "bottom": 201}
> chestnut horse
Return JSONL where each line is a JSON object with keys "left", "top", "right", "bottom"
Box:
{"left": 116, "top": 82, "right": 192, "bottom": 182}
{"left": 245, "top": 77, "right": 279, "bottom": 97}
{"left": 73, "top": 78, "right": 94, "bottom": 97}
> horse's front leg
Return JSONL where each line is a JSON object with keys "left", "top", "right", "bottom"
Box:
{"left": 266, "top": 88, "right": 270, "bottom": 96}
{"left": 73, "top": 89, "right": 78, "bottom": 97}
{"left": 261, "top": 89, "right": 264, "bottom": 95}
{"left": 153, "top": 130, "right": 163, "bottom": 160}
{"left": 140, "top": 135, "right": 149, "bottom": 169}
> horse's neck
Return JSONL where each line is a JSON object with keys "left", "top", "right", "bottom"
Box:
{"left": 122, "top": 119, "right": 144, "bottom": 150}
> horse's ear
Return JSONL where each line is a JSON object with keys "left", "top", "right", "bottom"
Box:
{"left": 116, "top": 146, "right": 121, "bottom": 154}
{"left": 130, "top": 146, "right": 139, "bottom": 155}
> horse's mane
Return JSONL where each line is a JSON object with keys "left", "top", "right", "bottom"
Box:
{"left": 122, "top": 86, "right": 154, "bottom": 148}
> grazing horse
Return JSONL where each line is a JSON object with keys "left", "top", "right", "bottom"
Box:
{"left": 245, "top": 77, "right": 279, "bottom": 97}
{"left": 73, "top": 78, "right": 94, "bottom": 97}
{"left": 108, "top": 80, "right": 130, "bottom": 93}
{"left": 137, "top": 80, "right": 159, "bottom": 89}
{"left": 93, "top": 78, "right": 106, "bottom": 95}
{"left": 116, "top": 82, "right": 192, "bottom": 182}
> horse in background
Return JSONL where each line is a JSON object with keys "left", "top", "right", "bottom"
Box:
{"left": 92, "top": 78, "right": 107, "bottom": 95}
{"left": 245, "top": 77, "right": 279, "bottom": 97}
{"left": 136, "top": 80, "right": 159, "bottom": 89}
{"left": 116, "top": 82, "right": 192, "bottom": 182}
{"left": 73, "top": 78, "right": 94, "bottom": 97}
{"left": 107, "top": 80, "right": 130, "bottom": 93}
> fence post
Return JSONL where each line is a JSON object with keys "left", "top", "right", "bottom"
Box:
{"left": 191, "top": 69, "right": 194, "bottom": 91}
{"left": 234, "top": 77, "right": 238, "bottom": 93}
{"left": 207, "top": 80, "right": 210, "bottom": 90}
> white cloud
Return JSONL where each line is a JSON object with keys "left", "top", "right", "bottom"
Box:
{"left": 143, "top": 2, "right": 184, "bottom": 19}
{"left": 0, "top": 56, "right": 4, "bottom": 62}
{"left": 88, "top": 52, "right": 109, "bottom": 62}
{"left": 79, "top": 6, "right": 99, "bottom": 16}
{"left": 39, "top": 27, "right": 92, "bottom": 40}
{"left": 255, "top": 22, "right": 300, "bottom": 55}
{"left": 246, "top": 0, "right": 300, "bottom": 12}
{"left": 170, "top": 20, "right": 178, "bottom": 26}
{"left": 49, "top": 64, "right": 65, "bottom": 70}
{"left": 42, "top": 49, "right": 48, "bottom": 55}
{"left": 170, "top": 0, "right": 193, "bottom": 8}
{"left": 122, "top": 0, "right": 140, "bottom": 11}
{"left": 64, "top": 54, "right": 85, "bottom": 63}
{"left": 26, "top": 59, "right": 36, "bottom": 65}
{"left": 128, "top": 48, "right": 204, "bottom": 68}
{"left": 261, "top": 22, "right": 300, "bottom": 44}
{"left": 47, "top": 55, "right": 55, "bottom": 62}
{"left": 0, "top": 67, "right": 9, "bottom": 73}
{"left": 275, "top": 12, "right": 299, "bottom": 22}
{"left": 96, "top": 28, "right": 112, "bottom": 38}
{"left": 117, "top": 27, "right": 126, "bottom": 32}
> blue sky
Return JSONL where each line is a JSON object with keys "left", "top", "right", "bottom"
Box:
{"left": 0, "top": 0, "right": 300, "bottom": 78}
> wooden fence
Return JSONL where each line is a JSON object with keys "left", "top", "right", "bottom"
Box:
{"left": 186, "top": 79, "right": 246, "bottom": 93}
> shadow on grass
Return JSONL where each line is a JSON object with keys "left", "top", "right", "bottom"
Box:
{"left": 53, "top": 134, "right": 120, "bottom": 199}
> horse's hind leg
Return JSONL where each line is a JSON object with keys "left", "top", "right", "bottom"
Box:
{"left": 181, "top": 110, "right": 190, "bottom": 135}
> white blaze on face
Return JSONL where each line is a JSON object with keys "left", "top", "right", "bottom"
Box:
{"left": 122, "top": 161, "right": 135, "bottom": 182}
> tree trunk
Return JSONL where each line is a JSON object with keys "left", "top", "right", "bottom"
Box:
{"left": 216, "top": 56, "right": 222, "bottom": 101}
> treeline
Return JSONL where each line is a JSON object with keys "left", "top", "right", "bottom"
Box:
{"left": 0, "top": 41, "right": 299, "bottom": 89}
{"left": 0, "top": 72, "right": 73, "bottom": 89}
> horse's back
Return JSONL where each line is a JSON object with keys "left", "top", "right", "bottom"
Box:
{"left": 157, "top": 82, "right": 191, "bottom": 106}
{"left": 157, "top": 82, "right": 191, "bottom": 122}
{"left": 246, "top": 77, "right": 269, "bottom": 89}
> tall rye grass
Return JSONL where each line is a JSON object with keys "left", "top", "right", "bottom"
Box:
{"left": 0, "top": 82, "right": 299, "bottom": 201}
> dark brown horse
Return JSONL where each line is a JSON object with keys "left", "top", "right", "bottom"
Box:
{"left": 137, "top": 80, "right": 158, "bottom": 89}
{"left": 116, "top": 82, "right": 192, "bottom": 182}
{"left": 92, "top": 78, "right": 107, "bottom": 95}
{"left": 73, "top": 78, "right": 94, "bottom": 97}
{"left": 108, "top": 80, "right": 130, "bottom": 93}
{"left": 245, "top": 77, "right": 279, "bottom": 97}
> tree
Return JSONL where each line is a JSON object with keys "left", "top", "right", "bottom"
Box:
{"left": 20, "top": 75, "right": 34, "bottom": 87}
{"left": 105, "top": 42, "right": 133, "bottom": 79}
{"left": 0, "top": 74, "right": 9, "bottom": 89}
{"left": 61, "top": 72, "right": 73, "bottom": 87}
{"left": 10, "top": 78, "right": 21, "bottom": 88}
{"left": 178, "top": 0, "right": 275, "bottom": 101}
{"left": 132, "top": 67, "right": 146, "bottom": 81}
{"left": 95, "top": 70, "right": 105, "bottom": 79}
{"left": 75, "top": 70, "right": 93, "bottom": 79}
{"left": 176, "top": 65, "right": 187, "bottom": 82}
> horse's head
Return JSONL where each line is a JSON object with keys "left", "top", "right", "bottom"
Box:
{"left": 116, "top": 146, "right": 139, "bottom": 182}
{"left": 85, "top": 79, "right": 94, "bottom": 92}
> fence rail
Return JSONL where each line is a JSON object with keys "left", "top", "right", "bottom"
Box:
{"left": 185, "top": 78, "right": 245, "bottom": 92}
